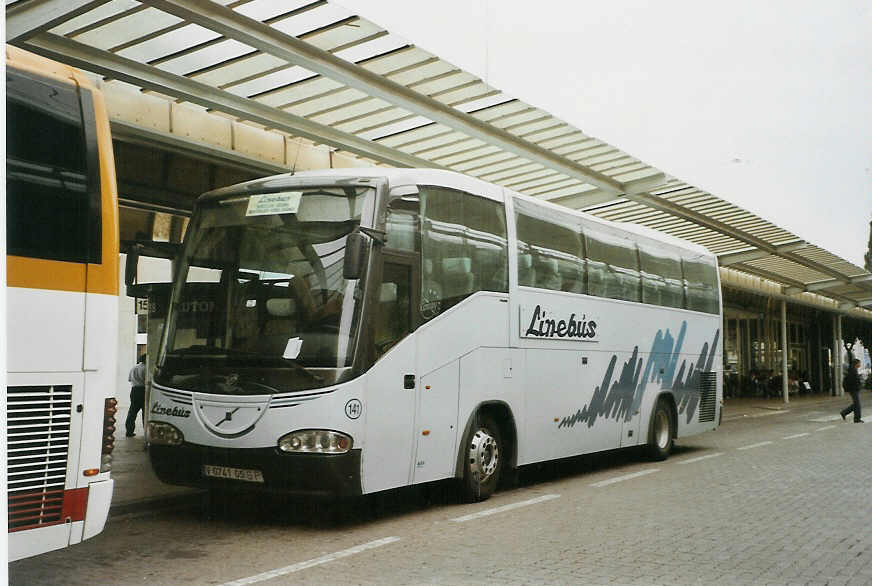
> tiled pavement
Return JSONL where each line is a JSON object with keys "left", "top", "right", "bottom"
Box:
{"left": 11, "top": 392, "right": 868, "bottom": 585}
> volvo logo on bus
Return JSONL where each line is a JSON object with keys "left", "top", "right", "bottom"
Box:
{"left": 194, "top": 397, "right": 269, "bottom": 437}
{"left": 520, "top": 304, "right": 598, "bottom": 341}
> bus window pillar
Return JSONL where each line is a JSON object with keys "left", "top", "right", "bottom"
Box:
{"left": 781, "top": 300, "right": 789, "bottom": 404}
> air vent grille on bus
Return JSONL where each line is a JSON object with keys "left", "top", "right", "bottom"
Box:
{"left": 6, "top": 385, "right": 72, "bottom": 532}
{"left": 698, "top": 372, "right": 717, "bottom": 423}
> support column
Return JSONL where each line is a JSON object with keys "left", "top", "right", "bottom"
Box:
{"left": 833, "top": 314, "right": 843, "bottom": 396}
{"left": 781, "top": 300, "right": 789, "bottom": 403}
{"left": 816, "top": 319, "right": 824, "bottom": 394}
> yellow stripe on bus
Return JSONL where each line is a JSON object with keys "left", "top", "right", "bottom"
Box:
{"left": 6, "top": 256, "right": 117, "bottom": 295}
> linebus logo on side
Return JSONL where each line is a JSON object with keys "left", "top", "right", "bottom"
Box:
{"left": 520, "top": 304, "right": 598, "bottom": 341}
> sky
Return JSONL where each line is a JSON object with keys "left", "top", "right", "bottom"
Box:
{"left": 339, "top": 0, "right": 872, "bottom": 268}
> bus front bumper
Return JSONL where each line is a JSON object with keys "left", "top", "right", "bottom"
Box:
{"left": 149, "top": 444, "right": 362, "bottom": 498}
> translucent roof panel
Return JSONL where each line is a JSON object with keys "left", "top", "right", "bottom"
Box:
{"left": 234, "top": 0, "right": 314, "bottom": 22}
{"left": 17, "top": 0, "right": 869, "bottom": 310}
{"left": 156, "top": 39, "right": 254, "bottom": 76}
{"left": 50, "top": 1, "right": 140, "bottom": 36}
{"left": 72, "top": 8, "right": 183, "bottom": 50}
{"left": 117, "top": 24, "right": 222, "bottom": 62}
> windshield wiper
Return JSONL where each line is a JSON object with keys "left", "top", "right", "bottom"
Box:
{"left": 168, "top": 346, "right": 323, "bottom": 382}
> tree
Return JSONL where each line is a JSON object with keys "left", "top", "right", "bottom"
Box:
{"left": 866, "top": 217, "right": 872, "bottom": 272}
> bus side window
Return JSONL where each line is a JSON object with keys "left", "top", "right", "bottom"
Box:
{"left": 385, "top": 194, "right": 420, "bottom": 252}
{"left": 683, "top": 256, "right": 720, "bottom": 314}
{"left": 375, "top": 262, "right": 412, "bottom": 356}
{"left": 585, "top": 230, "right": 641, "bottom": 302}
{"left": 515, "top": 200, "right": 584, "bottom": 294}
{"left": 420, "top": 186, "right": 508, "bottom": 318}
{"left": 639, "top": 245, "right": 684, "bottom": 309}
{"left": 6, "top": 71, "right": 96, "bottom": 263}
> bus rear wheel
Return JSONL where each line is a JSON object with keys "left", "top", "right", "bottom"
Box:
{"left": 459, "top": 414, "right": 502, "bottom": 502}
{"left": 645, "top": 398, "right": 674, "bottom": 461}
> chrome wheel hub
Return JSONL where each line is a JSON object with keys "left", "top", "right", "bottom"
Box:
{"left": 469, "top": 428, "right": 499, "bottom": 484}
{"left": 654, "top": 410, "right": 670, "bottom": 449}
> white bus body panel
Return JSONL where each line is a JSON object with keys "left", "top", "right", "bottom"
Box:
{"left": 413, "top": 360, "right": 460, "bottom": 484}
{"left": 513, "top": 286, "right": 721, "bottom": 460}
{"left": 362, "top": 334, "right": 417, "bottom": 494}
{"left": 82, "top": 479, "right": 114, "bottom": 540}
{"left": 412, "top": 294, "right": 511, "bottom": 483}
{"left": 7, "top": 287, "right": 85, "bottom": 373}
{"left": 8, "top": 523, "right": 73, "bottom": 563}
{"left": 83, "top": 292, "right": 119, "bottom": 372}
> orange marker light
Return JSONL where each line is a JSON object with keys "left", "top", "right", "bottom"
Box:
{"left": 83, "top": 469, "right": 99, "bottom": 477}
{"left": 422, "top": 430, "right": 430, "bottom": 436}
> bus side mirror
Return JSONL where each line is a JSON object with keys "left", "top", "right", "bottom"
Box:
{"left": 125, "top": 245, "right": 141, "bottom": 287}
{"left": 343, "top": 231, "right": 367, "bottom": 280}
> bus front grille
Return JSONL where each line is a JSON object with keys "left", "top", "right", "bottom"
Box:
{"left": 698, "top": 372, "right": 717, "bottom": 422}
{"left": 6, "top": 385, "right": 72, "bottom": 532}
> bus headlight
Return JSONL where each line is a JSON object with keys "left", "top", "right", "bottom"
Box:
{"left": 278, "top": 430, "right": 352, "bottom": 454}
{"left": 147, "top": 422, "right": 184, "bottom": 446}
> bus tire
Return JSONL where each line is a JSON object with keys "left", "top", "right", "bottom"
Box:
{"left": 459, "top": 413, "right": 503, "bottom": 502}
{"left": 645, "top": 397, "right": 674, "bottom": 461}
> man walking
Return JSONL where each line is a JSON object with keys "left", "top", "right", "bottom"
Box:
{"left": 126, "top": 355, "right": 147, "bottom": 436}
{"left": 840, "top": 358, "right": 863, "bottom": 423}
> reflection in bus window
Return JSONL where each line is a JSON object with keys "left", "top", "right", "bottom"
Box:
{"left": 585, "top": 230, "right": 641, "bottom": 302}
{"left": 420, "top": 186, "right": 508, "bottom": 317}
{"left": 683, "top": 256, "right": 720, "bottom": 314}
{"left": 6, "top": 72, "right": 96, "bottom": 263}
{"left": 639, "top": 244, "right": 684, "bottom": 309}
{"left": 375, "top": 262, "right": 412, "bottom": 356}
{"left": 515, "top": 200, "right": 585, "bottom": 294}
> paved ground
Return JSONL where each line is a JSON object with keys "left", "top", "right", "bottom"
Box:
{"left": 9, "top": 394, "right": 872, "bottom": 585}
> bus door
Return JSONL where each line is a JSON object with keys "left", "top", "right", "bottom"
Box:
{"left": 362, "top": 254, "right": 418, "bottom": 492}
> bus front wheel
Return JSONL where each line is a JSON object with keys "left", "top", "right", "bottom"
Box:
{"left": 459, "top": 413, "right": 503, "bottom": 502}
{"left": 645, "top": 398, "right": 674, "bottom": 461}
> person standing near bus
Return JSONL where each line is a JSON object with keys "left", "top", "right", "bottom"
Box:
{"left": 126, "top": 355, "right": 147, "bottom": 436}
{"left": 840, "top": 358, "right": 863, "bottom": 423}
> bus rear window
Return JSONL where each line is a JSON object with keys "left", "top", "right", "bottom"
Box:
{"left": 6, "top": 71, "right": 97, "bottom": 264}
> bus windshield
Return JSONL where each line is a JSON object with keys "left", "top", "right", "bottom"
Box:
{"left": 156, "top": 185, "right": 373, "bottom": 395}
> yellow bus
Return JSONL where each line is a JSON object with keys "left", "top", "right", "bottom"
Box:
{"left": 6, "top": 45, "right": 120, "bottom": 561}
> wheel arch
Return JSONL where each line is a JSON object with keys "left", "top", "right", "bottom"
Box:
{"left": 454, "top": 401, "right": 518, "bottom": 478}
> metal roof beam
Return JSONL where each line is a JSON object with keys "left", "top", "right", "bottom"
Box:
{"left": 734, "top": 265, "right": 860, "bottom": 306}
{"left": 554, "top": 190, "right": 620, "bottom": 209}
{"left": 6, "top": 0, "right": 111, "bottom": 42}
{"left": 718, "top": 241, "right": 807, "bottom": 266}
{"left": 624, "top": 191, "right": 849, "bottom": 282}
{"left": 141, "top": 0, "right": 636, "bottom": 195}
{"left": 111, "top": 119, "right": 288, "bottom": 175}
{"left": 22, "top": 34, "right": 439, "bottom": 170}
{"left": 784, "top": 274, "right": 872, "bottom": 295}
{"left": 731, "top": 264, "right": 804, "bottom": 291}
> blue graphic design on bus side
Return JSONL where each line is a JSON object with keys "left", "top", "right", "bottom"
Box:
{"left": 557, "top": 321, "right": 720, "bottom": 429}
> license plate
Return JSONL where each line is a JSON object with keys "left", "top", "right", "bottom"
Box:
{"left": 202, "top": 464, "right": 264, "bottom": 483}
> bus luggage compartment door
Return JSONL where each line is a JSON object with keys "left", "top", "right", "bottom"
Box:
{"left": 413, "top": 360, "right": 459, "bottom": 484}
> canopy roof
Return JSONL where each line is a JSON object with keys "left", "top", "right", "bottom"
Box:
{"left": 8, "top": 0, "right": 871, "bottom": 312}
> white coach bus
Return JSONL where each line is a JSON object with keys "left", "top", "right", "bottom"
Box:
{"left": 6, "top": 46, "right": 119, "bottom": 559}
{"left": 139, "top": 169, "right": 721, "bottom": 502}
